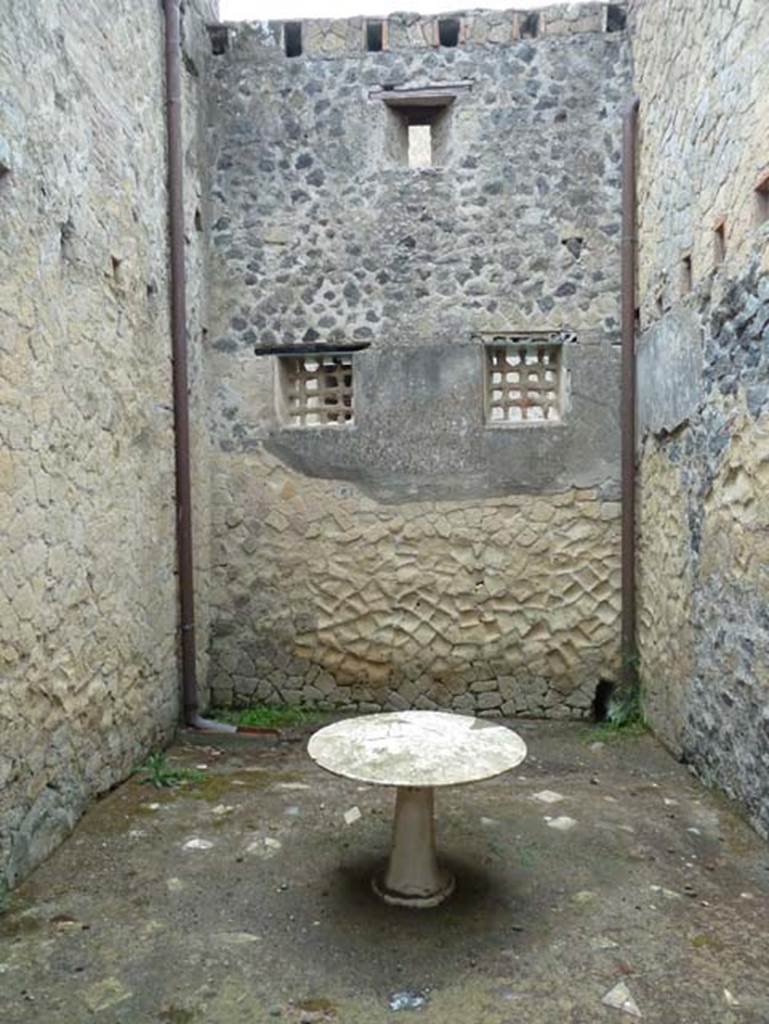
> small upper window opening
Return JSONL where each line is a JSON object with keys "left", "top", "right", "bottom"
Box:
{"left": 380, "top": 89, "right": 458, "bottom": 169}
{"left": 438, "top": 18, "right": 460, "bottom": 47}
{"left": 366, "top": 20, "right": 384, "bottom": 52}
{"left": 284, "top": 22, "right": 302, "bottom": 58}
{"left": 713, "top": 218, "right": 726, "bottom": 266}
{"left": 754, "top": 169, "right": 769, "bottom": 226}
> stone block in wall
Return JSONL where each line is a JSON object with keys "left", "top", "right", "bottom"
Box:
{"left": 386, "top": 14, "right": 437, "bottom": 51}
{"left": 463, "top": 12, "right": 519, "bottom": 46}
{"left": 542, "top": 4, "right": 607, "bottom": 36}
{"left": 302, "top": 18, "right": 364, "bottom": 58}
{"left": 637, "top": 307, "right": 703, "bottom": 440}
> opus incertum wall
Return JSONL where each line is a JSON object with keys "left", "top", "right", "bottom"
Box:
{"left": 204, "top": 5, "right": 632, "bottom": 717}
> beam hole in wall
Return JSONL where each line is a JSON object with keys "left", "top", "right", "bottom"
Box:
{"left": 713, "top": 219, "right": 726, "bottom": 266}
{"left": 483, "top": 332, "right": 572, "bottom": 425}
{"left": 59, "top": 217, "right": 75, "bottom": 261}
{"left": 284, "top": 22, "right": 302, "bottom": 58}
{"left": 208, "top": 25, "right": 229, "bottom": 55}
{"left": 520, "top": 13, "right": 539, "bottom": 39}
{"left": 277, "top": 352, "right": 354, "bottom": 427}
{"left": 754, "top": 169, "right": 769, "bottom": 226}
{"left": 680, "top": 254, "right": 692, "bottom": 296}
{"left": 438, "top": 18, "right": 460, "bottom": 47}
{"left": 366, "top": 20, "right": 384, "bottom": 51}
{"left": 606, "top": 5, "right": 627, "bottom": 32}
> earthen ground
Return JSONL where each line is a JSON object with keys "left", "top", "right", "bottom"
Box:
{"left": 2, "top": 720, "right": 768, "bottom": 1023}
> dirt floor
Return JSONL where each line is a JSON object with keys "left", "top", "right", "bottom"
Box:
{"left": 2, "top": 718, "right": 769, "bottom": 1023}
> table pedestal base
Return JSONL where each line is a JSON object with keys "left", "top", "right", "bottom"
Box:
{"left": 372, "top": 785, "right": 455, "bottom": 908}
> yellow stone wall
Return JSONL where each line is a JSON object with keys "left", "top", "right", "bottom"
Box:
{"left": 630, "top": 0, "right": 769, "bottom": 325}
{"left": 208, "top": 450, "right": 621, "bottom": 717}
{"left": 636, "top": 446, "right": 695, "bottom": 751}
{"left": 0, "top": 0, "right": 214, "bottom": 888}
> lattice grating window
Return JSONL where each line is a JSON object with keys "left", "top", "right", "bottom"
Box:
{"left": 484, "top": 333, "right": 573, "bottom": 424}
{"left": 277, "top": 353, "right": 354, "bottom": 427}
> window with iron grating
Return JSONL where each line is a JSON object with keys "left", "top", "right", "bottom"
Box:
{"left": 277, "top": 353, "right": 354, "bottom": 427}
{"left": 483, "top": 332, "right": 574, "bottom": 424}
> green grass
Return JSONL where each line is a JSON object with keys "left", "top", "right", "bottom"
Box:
{"left": 589, "top": 717, "right": 648, "bottom": 742}
{"left": 587, "top": 687, "right": 648, "bottom": 742}
{"left": 211, "top": 703, "right": 322, "bottom": 729}
{"left": 138, "top": 752, "right": 206, "bottom": 789}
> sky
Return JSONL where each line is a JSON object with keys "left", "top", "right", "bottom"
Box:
{"left": 220, "top": 0, "right": 582, "bottom": 22}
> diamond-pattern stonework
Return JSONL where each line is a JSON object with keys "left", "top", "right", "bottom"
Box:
{"left": 208, "top": 452, "right": 621, "bottom": 717}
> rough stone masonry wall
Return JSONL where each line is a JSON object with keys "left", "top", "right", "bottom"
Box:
{"left": 0, "top": 0, "right": 215, "bottom": 891}
{"left": 205, "top": 6, "right": 631, "bottom": 716}
{"left": 630, "top": 0, "right": 769, "bottom": 835}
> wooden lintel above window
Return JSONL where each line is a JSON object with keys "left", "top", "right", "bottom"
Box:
{"left": 370, "top": 83, "right": 471, "bottom": 107}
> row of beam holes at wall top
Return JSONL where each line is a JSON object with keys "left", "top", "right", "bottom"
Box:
{"left": 280, "top": 7, "right": 628, "bottom": 57}
{"left": 284, "top": 18, "right": 462, "bottom": 58}
{"left": 656, "top": 173, "right": 769, "bottom": 315}
{"left": 207, "top": 7, "right": 627, "bottom": 58}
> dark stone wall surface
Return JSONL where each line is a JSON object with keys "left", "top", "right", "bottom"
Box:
{"left": 202, "top": 10, "right": 631, "bottom": 712}
{"left": 637, "top": 266, "right": 769, "bottom": 838}
{"left": 206, "top": 14, "right": 630, "bottom": 501}
{"left": 631, "top": 0, "right": 769, "bottom": 838}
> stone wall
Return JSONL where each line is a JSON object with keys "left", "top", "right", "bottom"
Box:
{"left": 0, "top": 0, "right": 215, "bottom": 891}
{"left": 630, "top": 0, "right": 769, "bottom": 835}
{"left": 205, "top": 6, "right": 631, "bottom": 714}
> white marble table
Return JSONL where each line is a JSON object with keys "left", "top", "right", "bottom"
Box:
{"left": 308, "top": 710, "right": 527, "bottom": 908}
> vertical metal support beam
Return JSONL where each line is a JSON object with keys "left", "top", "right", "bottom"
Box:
{"left": 621, "top": 97, "right": 640, "bottom": 692}
{"left": 164, "top": 0, "right": 198, "bottom": 723}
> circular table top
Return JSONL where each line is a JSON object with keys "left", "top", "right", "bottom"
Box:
{"left": 307, "top": 710, "right": 527, "bottom": 788}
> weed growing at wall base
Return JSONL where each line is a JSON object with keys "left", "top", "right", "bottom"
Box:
{"left": 587, "top": 686, "right": 647, "bottom": 742}
{"left": 138, "top": 753, "right": 206, "bottom": 789}
{"left": 212, "top": 704, "right": 324, "bottom": 728}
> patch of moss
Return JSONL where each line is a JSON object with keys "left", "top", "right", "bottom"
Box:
{"left": 159, "top": 1007, "right": 197, "bottom": 1024}
{"left": 184, "top": 769, "right": 302, "bottom": 802}
{"left": 587, "top": 718, "right": 648, "bottom": 743}
{"left": 137, "top": 752, "right": 206, "bottom": 789}
{"left": 296, "top": 997, "right": 337, "bottom": 1015}
{"left": 0, "top": 912, "right": 45, "bottom": 937}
